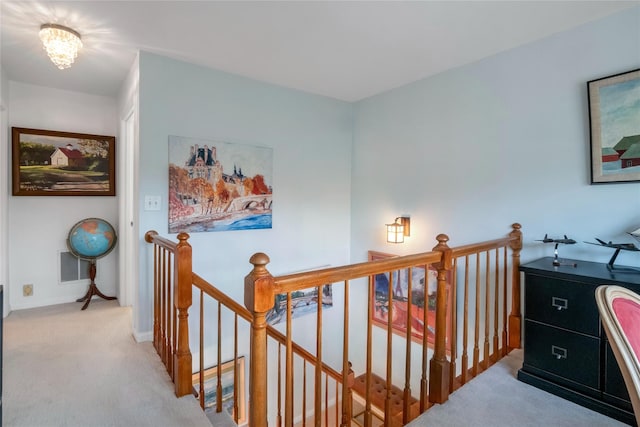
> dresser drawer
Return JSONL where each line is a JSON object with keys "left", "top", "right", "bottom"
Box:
{"left": 523, "top": 320, "right": 600, "bottom": 389}
{"left": 525, "top": 274, "right": 599, "bottom": 336}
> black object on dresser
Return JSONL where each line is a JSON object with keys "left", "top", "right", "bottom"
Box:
{"left": 518, "top": 257, "right": 640, "bottom": 426}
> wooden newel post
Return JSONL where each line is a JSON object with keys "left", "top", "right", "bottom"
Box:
{"left": 508, "top": 223, "right": 523, "bottom": 350}
{"left": 429, "top": 234, "right": 452, "bottom": 404}
{"left": 174, "top": 232, "right": 193, "bottom": 397}
{"left": 244, "top": 253, "right": 275, "bottom": 427}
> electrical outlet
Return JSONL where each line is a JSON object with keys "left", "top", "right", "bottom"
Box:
{"left": 23, "top": 284, "right": 33, "bottom": 297}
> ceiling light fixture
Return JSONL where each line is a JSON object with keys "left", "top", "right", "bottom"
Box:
{"left": 39, "top": 23, "right": 83, "bottom": 70}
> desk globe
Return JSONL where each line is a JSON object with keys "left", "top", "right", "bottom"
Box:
{"left": 67, "top": 218, "right": 117, "bottom": 310}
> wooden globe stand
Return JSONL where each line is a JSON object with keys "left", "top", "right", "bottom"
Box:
{"left": 77, "top": 259, "right": 116, "bottom": 310}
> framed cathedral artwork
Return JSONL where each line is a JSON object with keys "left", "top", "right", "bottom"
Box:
{"left": 168, "top": 135, "right": 273, "bottom": 233}
{"left": 588, "top": 68, "right": 640, "bottom": 184}
{"left": 12, "top": 127, "right": 115, "bottom": 196}
{"left": 368, "top": 251, "right": 452, "bottom": 352}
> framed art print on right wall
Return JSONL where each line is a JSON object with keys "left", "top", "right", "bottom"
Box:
{"left": 588, "top": 68, "right": 640, "bottom": 184}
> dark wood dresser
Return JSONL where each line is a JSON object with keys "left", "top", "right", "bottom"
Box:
{"left": 518, "top": 257, "right": 640, "bottom": 425}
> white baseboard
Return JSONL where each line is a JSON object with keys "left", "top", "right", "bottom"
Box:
{"left": 134, "top": 330, "right": 153, "bottom": 343}
{"left": 10, "top": 295, "right": 81, "bottom": 311}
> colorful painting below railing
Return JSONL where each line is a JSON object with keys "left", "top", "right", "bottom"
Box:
{"left": 369, "top": 251, "right": 452, "bottom": 352}
{"left": 266, "top": 284, "right": 333, "bottom": 325}
{"left": 192, "top": 356, "right": 247, "bottom": 425}
{"left": 168, "top": 135, "right": 273, "bottom": 233}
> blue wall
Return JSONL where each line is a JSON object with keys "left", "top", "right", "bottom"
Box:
{"left": 138, "top": 52, "right": 353, "bottom": 335}
{"left": 352, "top": 6, "right": 640, "bottom": 265}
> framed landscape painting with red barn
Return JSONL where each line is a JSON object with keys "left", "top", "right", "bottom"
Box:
{"left": 588, "top": 68, "right": 640, "bottom": 184}
{"left": 12, "top": 127, "right": 115, "bottom": 196}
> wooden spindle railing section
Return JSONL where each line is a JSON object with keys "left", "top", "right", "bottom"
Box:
{"left": 447, "top": 223, "right": 522, "bottom": 392}
{"left": 145, "top": 222, "right": 523, "bottom": 427}
{"left": 145, "top": 230, "right": 192, "bottom": 397}
{"left": 246, "top": 248, "right": 449, "bottom": 426}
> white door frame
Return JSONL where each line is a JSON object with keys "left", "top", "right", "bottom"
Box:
{"left": 118, "top": 106, "right": 138, "bottom": 308}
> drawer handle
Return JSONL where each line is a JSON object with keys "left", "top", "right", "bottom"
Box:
{"left": 552, "top": 296, "right": 568, "bottom": 311}
{"left": 551, "top": 345, "right": 567, "bottom": 360}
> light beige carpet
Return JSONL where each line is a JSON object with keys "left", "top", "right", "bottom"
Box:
{"left": 408, "top": 350, "right": 628, "bottom": 427}
{"left": 3, "top": 300, "right": 212, "bottom": 427}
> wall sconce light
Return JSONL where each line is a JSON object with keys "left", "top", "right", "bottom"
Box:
{"left": 386, "top": 216, "right": 411, "bottom": 243}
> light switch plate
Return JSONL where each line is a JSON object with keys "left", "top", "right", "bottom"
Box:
{"left": 144, "top": 195, "right": 161, "bottom": 211}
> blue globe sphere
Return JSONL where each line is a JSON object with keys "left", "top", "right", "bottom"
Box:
{"left": 67, "top": 218, "right": 117, "bottom": 260}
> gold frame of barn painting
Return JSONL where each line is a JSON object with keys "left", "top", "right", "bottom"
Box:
{"left": 588, "top": 68, "right": 640, "bottom": 184}
{"left": 12, "top": 127, "right": 116, "bottom": 196}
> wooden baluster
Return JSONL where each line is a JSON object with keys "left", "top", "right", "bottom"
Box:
{"left": 303, "top": 360, "right": 307, "bottom": 427}
{"left": 385, "top": 270, "right": 394, "bottom": 420}
{"left": 145, "top": 231, "right": 160, "bottom": 355}
{"left": 449, "top": 258, "right": 458, "bottom": 393}
{"left": 244, "top": 253, "right": 275, "bottom": 427}
{"left": 153, "top": 246, "right": 163, "bottom": 354}
{"left": 155, "top": 246, "right": 160, "bottom": 354}
{"left": 315, "top": 285, "right": 323, "bottom": 427}
{"left": 325, "top": 374, "right": 328, "bottom": 427}
{"left": 174, "top": 232, "right": 192, "bottom": 397}
{"left": 199, "top": 290, "right": 205, "bottom": 409}
{"left": 169, "top": 252, "right": 178, "bottom": 382}
{"left": 403, "top": 267, "right": 413, "bottom": 424}
{"left": 473, "top": 253, "right": 480, "bottom": 377}
{"left": 285, "top": 293, "right": 293, "bottom": 427}
{"left": 501, "top": 246, "right": 508, "bottom": 357}
{"left": 461, "top": 256, "right": 469, "bottom": 385}
{"left": 340, "top": 280, "right": 352, "bottom": 427}
{"left": 217, "top": 301, "right": 222, "bottom": 412}
{"left": 277, "top": 344, "right": 282, "bottom": 427}
{"left": 429, "top": 234, "right": 452, "bottom": 404}
{"left": 234, "top": 314, "right": 239, "bottom": 424}
{"left": 484, "top": 251, "right": 490, "bottom": 369}
{"left": 160, "top": 248, "right": 166, "bottom": 366}
{"left": 334, "top": 379, "right": 339, "bottom": 427}
{"left": 420, "top": 262, "right": 429, "bottom": 412}
{"left": 164, "top": 251, "right": 172, "bottom": 381}
{"left": 493, "top": 248, "right": 500, "bottom": 362}
{"left": 508, "top": 223, "right": 523, "bottom": 350}
{"left": 365, "top": 273, "right": 374, "bottom": 427}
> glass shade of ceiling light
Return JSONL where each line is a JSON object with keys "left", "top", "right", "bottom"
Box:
{"left": 39, "top": 24, "right": 83, "bottom": 70}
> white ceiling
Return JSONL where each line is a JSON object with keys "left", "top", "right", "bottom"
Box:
{"left": 1, "top": 1, "right": 638, "bottom": 102}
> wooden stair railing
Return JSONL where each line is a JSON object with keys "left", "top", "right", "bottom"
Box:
{"left": 145, "top": 230, "right": 347, "bottom": 425}
{"left": 145, "top": 223, "right": 523, "bottom": 427}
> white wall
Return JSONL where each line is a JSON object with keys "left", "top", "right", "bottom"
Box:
{"left": 352, "top": 6, "right": 640, "bottom": 264}
{"left": 8, "top": 82, "right": 119, "bottom": 310}
{"left": 136, "top": 52, "right": 353, "bottom": 344}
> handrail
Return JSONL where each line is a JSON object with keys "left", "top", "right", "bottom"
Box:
{"left": 449, "top": 235, "right": 518, "bottom": 257}
{"left": 193, "top": 273, "right": 251, "bottom": 322}
{"left": 274, "top": 251, "right": 442, "bottom": 293}
{"left": 144, "top": 230, "right": 177, "bottom": 250}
